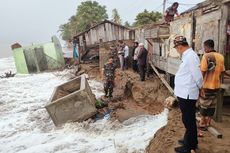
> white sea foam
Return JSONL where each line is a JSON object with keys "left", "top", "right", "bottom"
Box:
{"left": 0, "top": 57, "right": 168, "bottom": 153}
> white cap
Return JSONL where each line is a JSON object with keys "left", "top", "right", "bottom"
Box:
{"left": 139, "top": 43, "right": 144, "bottom": 46}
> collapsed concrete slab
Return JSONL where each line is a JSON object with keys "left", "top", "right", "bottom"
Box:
{"left": 45, "top": 74, "right": 97, "bottom": 126}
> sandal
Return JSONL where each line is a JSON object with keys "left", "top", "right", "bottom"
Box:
{"left": 198, "top": 126, "right": 207, "bottom": 131}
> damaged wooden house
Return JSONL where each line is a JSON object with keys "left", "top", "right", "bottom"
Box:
{"left": 73, "top": 20, "right": 135, "bottom": 68}
{"left": 11, "top": 36, "right": 65, "bottom": 74}
{"left": 143, "top": 0, "right": 230, "bottom": 121}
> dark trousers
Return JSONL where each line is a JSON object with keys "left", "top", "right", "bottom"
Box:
{"left": 104, "top": 80, "right": 114, "bottom": 97}
{"left": 132, "top": 60, "right": 138, "bottom": 72}
{"left": 138, "top": 64, "right": 146, "bottom": 81}
{"left": 124, "top": 57, "right": 129, "bottom": 70}
{"left": 178, "top": 97, "right": 198, "bottom": 150}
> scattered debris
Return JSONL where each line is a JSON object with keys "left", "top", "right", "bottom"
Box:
{"left": 0, "top": 71, "right": 16, "bottom": 78}
{"left": 95, "top": 99, "right": 108, "bottom": 109}
{"left": 196, "top": 116, "right": 223, "bottom": 139}
{"left": 11, "top": 43, "right": 22, "bottom": 50}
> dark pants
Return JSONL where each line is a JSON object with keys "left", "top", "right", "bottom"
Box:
{"left": 178, "top": 97, "right": 198, "bottom": 150}
{"left": 138, "top": 64, "right": 146, "bottom": 81}
{"left": 124, "top": 57, "right": 129, "bottom": 70}
{"left": 104, "top": 80, "right": 114, "bottom": 97}
{"left": 132, "top": 60, "right": 138, "bottom": 72}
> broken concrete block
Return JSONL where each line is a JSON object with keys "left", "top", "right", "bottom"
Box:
{"left": 45, "top": 75, "right": 97, "bottom": 126}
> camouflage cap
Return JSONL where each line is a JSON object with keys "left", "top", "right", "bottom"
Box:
{"left": 173, "top": 36, "right": 188, "bottom": 48}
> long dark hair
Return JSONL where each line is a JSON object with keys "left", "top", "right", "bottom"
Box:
{"left": 172, "top": 2, "right": 179, "bottom": 7}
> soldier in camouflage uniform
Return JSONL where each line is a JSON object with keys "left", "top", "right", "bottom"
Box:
{"left": 109, "top": 45, "right": 118, "bottom": 68}
{"left": 103, "top": 56, "right": 116, "bottom": 98}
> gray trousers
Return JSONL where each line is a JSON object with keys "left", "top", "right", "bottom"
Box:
{"left": 118, "top": 55, "right": 124, "bottom": 70}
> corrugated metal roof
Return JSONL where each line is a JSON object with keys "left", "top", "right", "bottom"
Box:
{"left": 74, "top": 20, "right": 131, "bottom": 38}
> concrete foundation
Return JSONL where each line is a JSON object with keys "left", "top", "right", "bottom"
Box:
{"left": 45, "top": 75, "right": 97, "bottom": 126}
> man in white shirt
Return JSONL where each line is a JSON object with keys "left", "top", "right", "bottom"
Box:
{"left": 173, "top": 36, "right": 203, "bottom": 153}
{"left": 123, "top": 43, "right": 129, "bottom": 70}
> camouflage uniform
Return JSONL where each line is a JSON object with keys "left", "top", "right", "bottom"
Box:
{"left": 109, "top": 47, "right": 118, "bottom": 68}
{"left": 104, "top": 62, "right": 116, "bottom": 98}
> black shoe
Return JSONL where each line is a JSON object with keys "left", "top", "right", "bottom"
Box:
{"left": 178, "top": 139, "right": 185, "bottom": 145}
{"left": 174, "top": 146, "right": 190, "bottom": 153}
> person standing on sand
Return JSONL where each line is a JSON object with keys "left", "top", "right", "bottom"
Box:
{"left": 123, "top": 43, "right": 129, "bottom": 70}
{"left": 132, "top": 41, "right": 139, "bottom": 73}
{"left": 173, "top": 36, "right": 203, "bottom": 153}
{"left": 198, "top": 39, "right": 230, "bottom": 130}
{"left": 117, "top": 41, "right": 125, "bottom": 70}
{"left": 137, "top": 43, "right": 148, "bottom": 81}
{"left": 103, "top": 57, "right": 116, "bottom": 98}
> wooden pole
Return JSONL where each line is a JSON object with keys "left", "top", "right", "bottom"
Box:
{"left": 207, "top": 127, "right": 223, "bottom": 139}
{"left": 150, "top": 62, "right": 174, "bottom": 96}
{"left": 196, "top": 117, "right": 223, "bottom": 139}
{"left": 163, "top": 0, "right": 167, "bottom": 15}
{"left": 214, "top": 88, "right": 225, "bottom": 122}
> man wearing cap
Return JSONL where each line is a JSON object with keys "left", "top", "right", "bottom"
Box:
{"left": 173, "top": 36, "right": 203, "bottom": 153}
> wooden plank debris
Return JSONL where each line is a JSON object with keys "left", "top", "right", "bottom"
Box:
{"left": 150, "top": 62, "right": 177, "bottom": 107}
{"left": 196, "top": 117, "right": 223, "bottom": 139}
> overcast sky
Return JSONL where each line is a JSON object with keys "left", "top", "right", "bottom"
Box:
{"left": 0, "top": 0, "right": 204, "bottom": 58}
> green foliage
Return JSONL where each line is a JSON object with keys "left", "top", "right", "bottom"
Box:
{"left": 58, "top": 23, "right": 72, "bottom": 41}
{"left": 75, "top": 1, "right": 108, "bottom": 33}
{"left": 112, "top": 9, "right": 122, "bottom": 24}
{"left": 58, "top": 1, "right": 108, "bottom": 41}
{"left": 134, "top": 9, "right": 162, "bottom": 26}
{"left": 95, "top": 99, "right": 107, "bottom": 109}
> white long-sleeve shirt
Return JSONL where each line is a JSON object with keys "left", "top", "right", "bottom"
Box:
{"left": 174, "top": 48, "right": 203, "bottom": 100}
{"left": 133, "top": 47, "right": 140, "bottom": 60}
{"left": 124, "top": 45, "right": 129, "bottom": 58}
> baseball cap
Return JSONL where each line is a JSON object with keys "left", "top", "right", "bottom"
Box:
{"left": 173, "top": 36, "right": 188, "bottom": 48}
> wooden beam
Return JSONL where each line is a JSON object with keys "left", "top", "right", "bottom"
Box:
{"left": 196, "top": 117, "right": 223, "bottom": 139}
{"left": 146, "top": 39, "right": 153, "bottom": 47}
{"left": 207, "top": 127, "right": 223, "bottom": 139}
{"left": 213, "top": 89, "right": 224, "bottom": 122}
{"left": 150, "top": 62, "right": 174, "bottom": 95}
